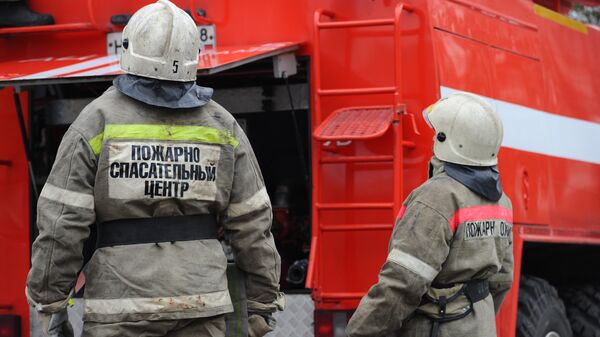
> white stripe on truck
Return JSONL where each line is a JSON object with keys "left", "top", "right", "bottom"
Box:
{"left": 441, "top": 86, "right": 600, "bottom": 165}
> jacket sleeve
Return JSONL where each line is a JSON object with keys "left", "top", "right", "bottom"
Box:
{"left": 221, "top": 123, "right": 283, "bottom": 314}
{"left": 26, "top": 128, "right": 97, "bottom": 313}
{"left": 489, "top": 229, "right": 514, "bottom": 313}
{"left": 346, "top": 201, "right": 453, "bottom": 337}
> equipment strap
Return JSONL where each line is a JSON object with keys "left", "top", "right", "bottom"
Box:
{"left": 97, "top": 214, "right": 218, "bottom": 248}
{"left": 419, "top": 279, "right": 490, "bottom": 337}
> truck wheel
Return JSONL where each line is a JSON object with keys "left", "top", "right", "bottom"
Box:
{"left": 517, "top": 275, "right": 572, "bottom": 337}
{"left": 561, "top": 285, "right": 600, "bottom": 337}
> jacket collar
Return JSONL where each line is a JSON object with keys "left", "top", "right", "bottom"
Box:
{"left": 429, "top": 156, "right": 503, "bottom": 202}
{"left": 113, "top": 74, "right": 213, "bottom": 109}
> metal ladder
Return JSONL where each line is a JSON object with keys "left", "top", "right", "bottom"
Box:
{"left": 306, "top": 3, "right": 416, "bottom": 299}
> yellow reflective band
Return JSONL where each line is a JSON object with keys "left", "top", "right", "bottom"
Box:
{"left": 533, "top": 4, "right": 588, "bottom": 34}
{"left": 67, "top": 298, "right": 75, "bottom": 307}
{"left": 89, "top": 124, "right": 239, "bottom": 155}
{"left": 89, "top": 132, "right": 104, "bottom": 156}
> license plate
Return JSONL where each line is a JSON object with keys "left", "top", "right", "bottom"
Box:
{"left": 106, "top": 25, "right": 217, "bottom": 55}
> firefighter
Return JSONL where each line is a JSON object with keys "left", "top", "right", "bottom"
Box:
{"left": 25, "top": 1, "right": 283, "bottom": 336}
{"left": 346, "top": 93, "right": 514, "bottom": 337}
{"left": 0, "top": 0, "right": 53, "bottom": 28}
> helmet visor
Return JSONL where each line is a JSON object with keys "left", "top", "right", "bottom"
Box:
{"left": 422, "top": 103, "right": 435, "bottom": 129}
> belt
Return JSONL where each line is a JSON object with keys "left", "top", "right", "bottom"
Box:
{"left": 464, "top": 279, "right": 490, "bottom": 303}
{"left": 418, "top": 279, "right": 490, "bottom": 337}
{"left": 97, "top": 214, "right": 218, "bottom": 248}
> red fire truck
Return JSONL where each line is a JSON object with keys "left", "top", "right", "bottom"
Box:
{"left": 1, "top": 0, "right": 599, "bottom": 336}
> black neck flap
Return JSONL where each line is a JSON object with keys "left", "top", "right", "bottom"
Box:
{"left": 443, "top": 162, "right": 503, "bottom": 202}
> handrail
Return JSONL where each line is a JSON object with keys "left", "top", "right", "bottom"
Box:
{"left": 313, "top": 8, "right": 333, "bottom": 123}
{"left": 87, "top": 0, "right": 106, "bottom": 31}
{"left": 305, "top": 236, "right": 318, "bottom": 288}
{"left": 392, "top": 4, "right": 411, "bottom": 217}
{"left": 320, "top": 155, "right": 394, "bottom": 163}
{"left": 320, "top": 224, "right": 394, "bottom": 231}
{"left": 318, "top": 87, "right": 396, "bottom": 96}
{"left": 317, "top": 18, "right": 395, "bottom": 29}
{"left": 316, "top": 202, "right": 394, "bottom": 210}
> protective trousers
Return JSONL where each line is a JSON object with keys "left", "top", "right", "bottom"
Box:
{"left": 82, "top": 315, "right": 226, "bottom": 337}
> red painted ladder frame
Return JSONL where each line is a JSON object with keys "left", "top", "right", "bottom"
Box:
{"left": 306, "top": 3, "right": 415, "bottom": 301}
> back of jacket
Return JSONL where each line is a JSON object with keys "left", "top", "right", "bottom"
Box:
{"left": 346, "top": 158, "right": 513, "bottom": 337}
{"left": 27, "top": 87, "right": 282, "bottom": 323}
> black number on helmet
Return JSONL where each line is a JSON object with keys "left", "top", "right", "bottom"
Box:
{"left": 173, "top": 60, "right": 179, "bottom": 73}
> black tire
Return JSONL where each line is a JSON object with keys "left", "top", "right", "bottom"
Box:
{"left": 517, "top": 275, "right": 573, "bottom": 337}
{"left": 560, "top": 285, "right": 600, "bottom": 337}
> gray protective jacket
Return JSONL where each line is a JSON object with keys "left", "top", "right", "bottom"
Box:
{"left": 346, "top": 157, "right": 514, "bottom": 337}
{"left": 26, "top": 86, "right": 283, "bottom": 323}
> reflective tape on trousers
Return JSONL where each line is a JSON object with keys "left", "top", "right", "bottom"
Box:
{"left": 84, "top": 289, "right": 232, "bottom": 315}
{"left": 88, "top": 124, "right": 239, "bottom": 156}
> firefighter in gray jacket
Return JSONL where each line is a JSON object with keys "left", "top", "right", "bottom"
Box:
{"left": 346, "top": 93, "right": 514, "bottom": 337}
{"left": 25, "top": 1, "right": 283, "bottom": 336}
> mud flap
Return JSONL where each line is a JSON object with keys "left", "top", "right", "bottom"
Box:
{"left": 226, "top": 263, "right": 248, "bottom": 337}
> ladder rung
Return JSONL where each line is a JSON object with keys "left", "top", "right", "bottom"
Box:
{"left": 319, "top": 292, "right": 364, "bottom": 299}
{"left": 317, "top": 18, "right": 395, "bottom": 29}
{"left": 318, "top": 87, "right": 396, "bottom": 97}
{"left": 321, "top": 155, "right": 394, "bottom": 164}
{"left": 320, "top": 224, "right": 393, "bottom": 231}
{"left": 316, "top": 202, "right": 394, "bottom": 210}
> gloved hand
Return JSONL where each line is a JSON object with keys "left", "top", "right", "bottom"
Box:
{"left": 37, "top": 309, "right": 74, "bottom": 337}
{"left": 248, "top": 314, "right": 274, "bottom": 337}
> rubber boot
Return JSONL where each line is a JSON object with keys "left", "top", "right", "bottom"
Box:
{"left": 0, "top": 0, "right": 54, "bottom": 28}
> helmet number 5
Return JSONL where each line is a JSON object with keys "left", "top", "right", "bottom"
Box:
{"left": 173, "top": 60, "right": 179, "bottom": 73}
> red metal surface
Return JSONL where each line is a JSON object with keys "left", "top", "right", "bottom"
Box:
{"left": 311, "top": 2, "right": 417, "bottom": 309}
{"left": 318, "top": 87, "right": 397, "bottom": 96}
{"left": 0, "top": 42, "right": 299, "bottom": 85}
{"left": 0, "top": 1, "right": 599, "bottom": 337}
{"left": 0, "top": 23, "right": 96, "bottom": 35}
{"left": 313, "top": 106, "right": 394, "bottom": 141}
{"left": 0, "top": 88, "right": 30, "bottom": 337}
{"left": 0, "top": 0, "right": 108, "bottom": 36}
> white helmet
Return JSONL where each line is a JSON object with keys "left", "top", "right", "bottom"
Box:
{"left": 120, "top": 0, "right": 199, "bottom": 82}
{"left": 422, "top": 92, "right": 503, "bottom": 166}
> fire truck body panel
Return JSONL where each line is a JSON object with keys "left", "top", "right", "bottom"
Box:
{"left": 0, "top": 89, "right": 30, "bottom": 337}
{"left": 0, "top": 0, "right": 599, "bottom": 336}
{"left": 431, "top": 0, "right": 600, "bottom": 233}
